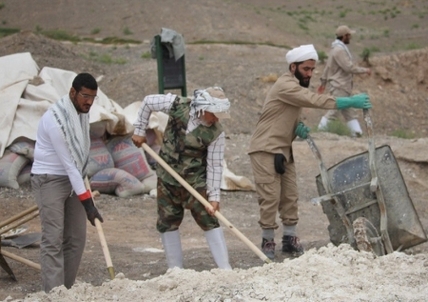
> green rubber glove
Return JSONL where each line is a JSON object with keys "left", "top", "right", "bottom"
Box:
{"left": 295, "top": 122, "right": 310, "bottom": 139}
{"left": 336, "top": 93, "right": 372, "bottom": 109}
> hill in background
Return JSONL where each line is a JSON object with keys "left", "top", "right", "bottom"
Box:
{"left": 2, "top": 0, "right": 428, "bottom": 54}
{"left": 0, "top": 0, "right": 427, "bottom": 137}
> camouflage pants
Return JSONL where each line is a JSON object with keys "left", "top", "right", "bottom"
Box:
{"left": 156, "top": 178, "right": 220, "bottom": 233}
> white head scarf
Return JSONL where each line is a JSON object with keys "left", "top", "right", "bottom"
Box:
{"left": 285, "top": 44, "right": 319, "bottom": 65}
{"left": 191, "top": 87, "right": 231, "bottom": 119}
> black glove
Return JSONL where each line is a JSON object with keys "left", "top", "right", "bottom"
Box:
{"left": 81, "top": 197, "right": 104, "bottom": 226}
{"left": 274, "top": 153, "right": 286, "bottom": 175}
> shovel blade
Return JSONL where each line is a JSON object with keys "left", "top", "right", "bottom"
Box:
{"left": 1, "top": 233, "right": 41, "bottom": 249}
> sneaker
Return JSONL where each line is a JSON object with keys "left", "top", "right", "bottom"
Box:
{"left": 261, "top": 238, "right": 276, "bottom": 260}
{"left": 282, "top": 235, "right": 304, "bottom": 256}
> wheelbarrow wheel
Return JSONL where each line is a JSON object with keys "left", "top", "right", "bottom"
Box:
{"left": 353, "top": 217, "right": 385, "bottom": 256}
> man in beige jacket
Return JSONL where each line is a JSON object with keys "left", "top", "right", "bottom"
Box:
{"left": 248, "top": 44, "right": 372, "bottom": 260}
{"left": 317, "top": 25, "right": 371, "bottom": 137}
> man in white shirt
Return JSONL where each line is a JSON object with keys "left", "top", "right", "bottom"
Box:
{"left": 31, "top": 73, "right": 103, "bottom": 293}
{"left": 132, "top": 87, "right": 232, "bottom": 270}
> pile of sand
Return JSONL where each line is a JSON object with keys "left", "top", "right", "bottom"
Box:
{"left": 5, "top": 244, "right": 428, "bottom": 302}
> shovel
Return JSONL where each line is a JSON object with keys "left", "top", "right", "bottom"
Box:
{"left": 84, "top": 177, "right": 115, "bottom": 280}
{"left": 1, "top": 233, "right": 41, "bottom": 249}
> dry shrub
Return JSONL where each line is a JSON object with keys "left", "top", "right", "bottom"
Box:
{"left": 260, "top": 73, "right": 278, "bottom": 83}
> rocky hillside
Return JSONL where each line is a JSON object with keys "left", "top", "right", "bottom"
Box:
{"left": 0, "top": 0, "right": 427, "bottom": 137}
{"left": 1, "top": 31, "right": 427, "bottom": 139}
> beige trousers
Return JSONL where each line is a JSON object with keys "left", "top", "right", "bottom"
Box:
{"left": 249, "top": 151, "right": 299, "bottom": 229}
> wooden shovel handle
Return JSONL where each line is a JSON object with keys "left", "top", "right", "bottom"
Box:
{"left": 84, "top": 177, "right": 115, "bottom": 279}
{"left": 0, "top": 211, "right": 40, "bottom": 236}
{"left": 0, "top": 205, "right": 39, "bottom": 231}
{"left": 1, "top": 249, "right": 41, "bottom": 271}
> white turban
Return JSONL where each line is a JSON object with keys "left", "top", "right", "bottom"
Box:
{"left": 191, "top": 87, "right": 231, "bottom": 119}
{"left": 285, "top": 44, "right": 318, "bottom": 65}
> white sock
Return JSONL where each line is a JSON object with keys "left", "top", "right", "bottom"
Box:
{"left": 262, "top": 229, "right": 275, "bottom": 240}
{"left": 347, "top": 119, "right": 363, "bottom": 136}
{"left": 283, "top": 225, "right": 297, "bottom": 237}
{"left": 318, "top": 116, "right": 329, "bottom": 130}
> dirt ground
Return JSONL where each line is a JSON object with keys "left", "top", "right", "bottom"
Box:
{"left": 1, "top": 0, "right": 428, "bottom": 300}
{"left": 2, "top": 133, "right": 428, "bottom": 301}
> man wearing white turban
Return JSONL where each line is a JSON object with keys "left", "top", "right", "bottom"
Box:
{"left": 285, "top": 44, "right": 319, "bottom": 68}
{"left": 248, "top": 44, "right": 372, "bottom": 260}
{"left": 132, "top": 87, "right": 232, "bottom": 270}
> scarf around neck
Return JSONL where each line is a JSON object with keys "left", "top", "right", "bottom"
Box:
{"left": 190, "top": 89, "right": 230, "bottom": 118}
{"left": 50, "top": 94, "right": 90, "bottom": 175}
{"left": 332, "top": 39, "right": 352, "bottom": 60}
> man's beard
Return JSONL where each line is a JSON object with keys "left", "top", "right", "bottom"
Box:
{"left": 295, "top": 68, "right": 311, "bottom": 88}
{"left": 199, "top": 115, "right": 214, "bottom": 127}
{"left": 71, "top": 96, "right": 89, "bottom": 113}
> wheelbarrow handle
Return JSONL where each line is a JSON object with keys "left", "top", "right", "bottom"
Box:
{"left": 305, "top": 135, "right": 355, "bottom": 245}
{"left": 363, "top": 109, "right": 378, "bottom": 191}
{"left": 362, "top": 109, "right": 394, "bottom": 254}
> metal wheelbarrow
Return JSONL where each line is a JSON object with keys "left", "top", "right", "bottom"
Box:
{"left": 307, "top": 109, "right": 427, "bottom": 256}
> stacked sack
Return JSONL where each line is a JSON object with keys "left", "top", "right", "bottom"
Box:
{"left": 0, "top": 121, "right": 158, "bottom": 198}
{"left": 0, "top": 139, "right": 34, "bottom": 189}
{"left": 87, "top": 121, "right": 157, "bottom": 198}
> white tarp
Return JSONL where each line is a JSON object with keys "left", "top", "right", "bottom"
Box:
{"left": 0, "top": 52, "right": 254, "bottom": 192}
{"left": 0, "top": 52, "right": 40, "bottom": 156}
{"left": 0, "top": 52, "right": 134, "bottom": 157}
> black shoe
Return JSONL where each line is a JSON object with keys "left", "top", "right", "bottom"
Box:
{"left": 282, "top": 235, "right": 304, "bottom": 256}
{"left": 261, "top": 238, "right": 276, "bottom": 260}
